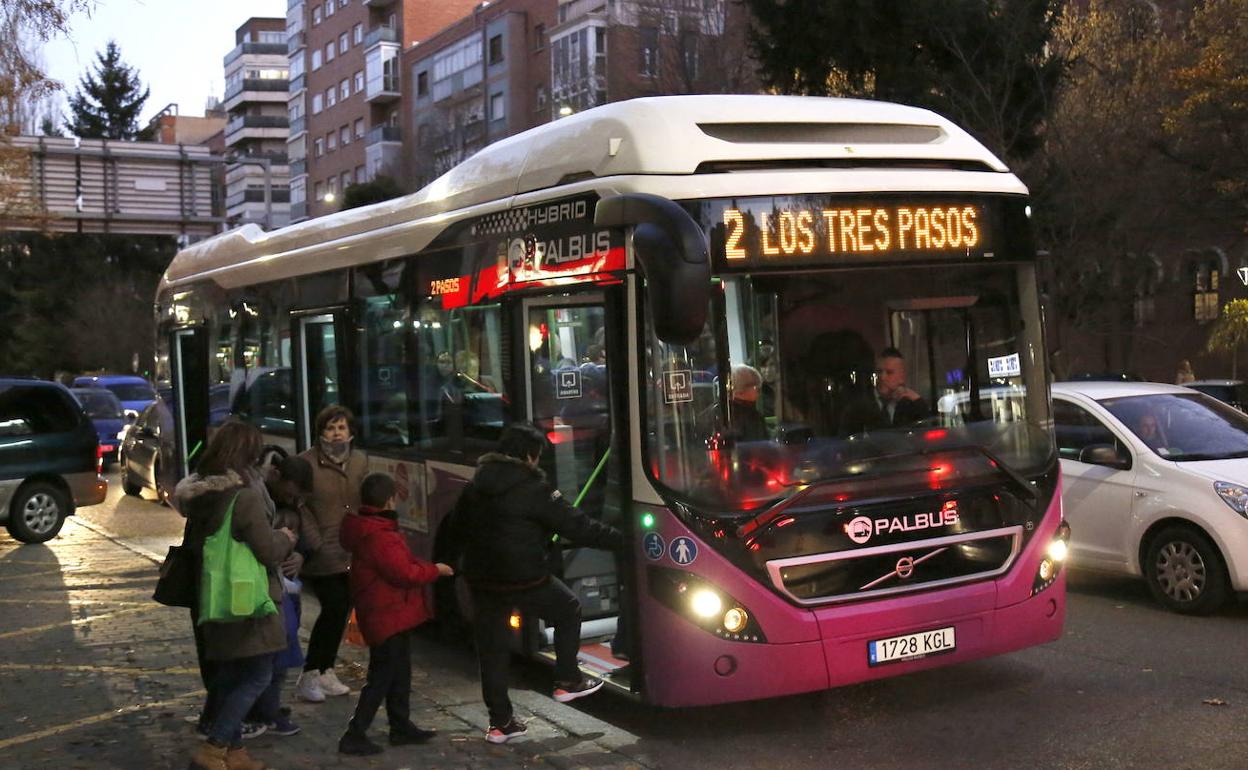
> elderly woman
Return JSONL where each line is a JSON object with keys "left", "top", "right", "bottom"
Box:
{"left": 295, "top": 405, "right": 368, "bottom": 703}
{"left": 179, "top": 420, "right": 295, "bottom": 770}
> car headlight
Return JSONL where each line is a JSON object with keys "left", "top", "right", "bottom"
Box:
{"left": 124, "top": 409, "right": 139, "bottom": 422}
{"left": 1214, "top": 481, "right": 1248, "bottom": 517}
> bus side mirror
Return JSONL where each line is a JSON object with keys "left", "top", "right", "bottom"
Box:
{"left": 595, "top": 193, "right": 710, "bottom": 346}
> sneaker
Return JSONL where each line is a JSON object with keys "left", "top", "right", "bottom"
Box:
{"left": 266, "top": 716, "right": 301, "bottom": 736}
{"left": 552, "top": 676, "right": 605, "bottom": 703}
{"left": 485, "top": 718, "right": 528, "bottom": 744}
{"left": 295, "top": 671, "right": 326, "bottom": 703}
{"left": 195, "top": 722, "right": 209, "bottom": 741}
{"left": 240, "top": 721, "right": 267, "bottom": 740}
{"left": 338, "top": 730, "right": 384, "bottom": 756}
{"left": 319, "top": 668, "right": 351, "bottom": 697}
{"left": 389, "top": 723, "right": 436, "bottom": 746}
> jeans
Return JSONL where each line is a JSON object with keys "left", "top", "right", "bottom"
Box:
{"left": 347, "top": 630, "right": 412, "bottom": 734}
{"left": 189, "top": 604, "right": 218, "bottom": 728}
{"left": 247, "top": 657, "right": 287, "bottom": 723}
{"left": 472, "top": 578, "right": 581, "bottom": 726}
{"left": 302, "top": 572, "right": 350, "bottom": 673}
{"left": 206, "top": 654, "right": 274, "bottom": 747}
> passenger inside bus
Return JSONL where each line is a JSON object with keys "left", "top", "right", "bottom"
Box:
{"left": 728, "top": 364, "right": 769, "bottom": 441}
{"left": 838, "top": 348, "right": 930, "bottom": 435}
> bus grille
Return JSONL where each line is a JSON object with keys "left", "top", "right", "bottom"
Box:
{"left": 764, "top": 526, "right": 1023, "bottom": 605}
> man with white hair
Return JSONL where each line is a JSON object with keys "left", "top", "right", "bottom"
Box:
{"left": 730, "top": 364, "right": 769, "bottom": 441}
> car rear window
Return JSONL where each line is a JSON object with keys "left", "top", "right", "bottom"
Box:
{"left": 0, "top": 386, "right": 81, "bottom": 436}
{"left": 107, "top": 383, "right": 156, "bottom": 402}
{"left": 74, "top": 390, "right": 124, "bottom": 419}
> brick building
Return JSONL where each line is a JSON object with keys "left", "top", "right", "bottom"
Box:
{"left": 222, "top": 18, "right": 291, "bottom": 230}
{"left": 286, "top": 0, "right": 480, "bottom": 222}
{"left": 402, "top": 0, "right": 557, "bottom": 189}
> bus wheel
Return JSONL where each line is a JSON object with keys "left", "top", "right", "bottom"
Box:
{"left": 7, "top": 482, "right": 68, "bottom": 544}
{"left": 1145, "top": 525, "right": 1228, "bottom": 615}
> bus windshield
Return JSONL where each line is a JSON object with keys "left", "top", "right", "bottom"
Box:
{"left": 643, "top": 261, "right": 1054, "bottom": 514}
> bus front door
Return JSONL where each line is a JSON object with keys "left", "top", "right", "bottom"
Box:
{"left": 171, "top": 327, "right": 209, "bottom": 477}
{"left": 293, "top": 311, "right": 346, "bottom": 452}
{"left": 523, "top": 296, "right": 630, "bottom": 685}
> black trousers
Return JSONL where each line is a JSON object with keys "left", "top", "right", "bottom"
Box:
{"left": 347, "top": 630, "right": 412, "bottom": 734}
{"left": 302, "top": 572, "right": 351, "bottom": 673}
{"left": 471, "top": 578, "right": 582, "bottom": 727}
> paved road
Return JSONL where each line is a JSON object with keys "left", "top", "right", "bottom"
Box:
{"left": 67, "top": 471, "right": 1248, "bottom": 768}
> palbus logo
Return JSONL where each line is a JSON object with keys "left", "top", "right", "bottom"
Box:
{"left": 845, "top": 505, "right": 960, "bottom": 545}
{"left": 846, "top": 516, "right": 874, "bottom": 544}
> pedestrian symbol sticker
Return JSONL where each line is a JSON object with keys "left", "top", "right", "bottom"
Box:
{"left": 643, "top": 532, "right": 665, "bottom": 561}
{"left": 669, "top": 536, "right": 697, "bottom": 565}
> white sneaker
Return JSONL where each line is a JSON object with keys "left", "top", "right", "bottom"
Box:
{"left": 319, "top": 668, "right": 350, "bottom": 697}
{"left": 295, "top": 670, "right": 326, "bottom": 703}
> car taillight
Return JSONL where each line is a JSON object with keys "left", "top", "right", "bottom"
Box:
{"left": 96, "top": 444, "right": 105, "bottom": 475}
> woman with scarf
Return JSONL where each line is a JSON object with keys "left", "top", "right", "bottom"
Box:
{"left": 294, "top": 405, "right": 368, "bottom": 703}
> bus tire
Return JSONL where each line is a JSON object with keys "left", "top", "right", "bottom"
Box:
{"left": 1144, "top": 525, "right": 1228, "bottom": 615}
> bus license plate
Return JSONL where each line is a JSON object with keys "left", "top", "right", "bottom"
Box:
{"left": 868, "top": 627, "right": 956, "bottom": 666}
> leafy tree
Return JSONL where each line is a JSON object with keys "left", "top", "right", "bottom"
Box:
{"left": 1207, "top": 299, "right": 1248, "bottom": 379}
{"left": 65, "top": 40, "right": 153, "bottom": 140}
{"left": 340, "top": 175, "right": 404, "bottom": 211}
{"left": 742, "top": 0, "right": 1067, "bottom": 163}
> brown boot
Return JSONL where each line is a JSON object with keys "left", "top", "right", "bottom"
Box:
{"left": 224, "top": 747, "right": 266, "bottom": 770}
{"left": 188, "top": 742, "right": 228, "bottom": 770}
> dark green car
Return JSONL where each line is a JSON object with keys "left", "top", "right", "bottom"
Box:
{"left": 0, "top": 379, "right": 108, "bottom": 543}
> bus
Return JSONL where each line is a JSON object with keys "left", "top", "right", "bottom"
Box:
{"left": 156, "top": 95, "right": 1068, "bottom": 707}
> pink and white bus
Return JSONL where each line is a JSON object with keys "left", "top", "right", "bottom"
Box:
{"left": 157, "top": 95, "right": 1068, "bottom": 707}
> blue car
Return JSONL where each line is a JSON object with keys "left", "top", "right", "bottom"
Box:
{"left": 71, "top": 387, "right": 126, "bottom": 463}
{"left": 72, "top": 374, "right": 157, "bottom": 423}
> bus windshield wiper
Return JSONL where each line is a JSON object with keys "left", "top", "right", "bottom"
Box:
{"left": 918, "top": 443, "right": 1038, "bottom": 502}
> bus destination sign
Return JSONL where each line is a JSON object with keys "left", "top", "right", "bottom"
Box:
{"left": 710, "top": 196, "right": 1006, "bottom": 267}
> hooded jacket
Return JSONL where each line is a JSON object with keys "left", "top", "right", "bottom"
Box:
{"left": 448, "top": 453, "right": 622, "bottom": 591}
{"left": 298, "top": 445, "right": 368, "bottom": 576}
{"left": 339, "top": 507, "right": 440, "bottom": 646}
{"left": 173, "top": 470, "right": 293, "bottom": 661}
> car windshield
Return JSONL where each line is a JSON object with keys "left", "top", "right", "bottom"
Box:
{"left": 107, "top": 382, "right": 156, "bottom": 402}
{"left": 73, "top": 390, "right": 123, "bottom": 419}
{"left": 1101, "top": 393, "right": 1248, "bottom": 461}
{"left": 642, "top": 262, "right": 1054, "bottom": 513}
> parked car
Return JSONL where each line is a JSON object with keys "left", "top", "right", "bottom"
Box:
{"left": 71, "top": 374, "right": 157, "bottom": 422}
{"left": 1053, "top": 380, "right": 1248, "bottom": 614}
{"left": 119, "top": 398, "right": 176, "bottom": 503}
{"left": 0, "top": 378, "right": 107, "bottom": 543}
{"left": 1184, "top": 379, "right": 1247, "bottom": 412}
{"left": 71, "top": 387, "right": 126, "bottom": 463}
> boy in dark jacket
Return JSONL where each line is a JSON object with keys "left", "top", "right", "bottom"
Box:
{"left": 337, "top": 473, "right": 453, "bottom": 756}
{"left": 448, "top": 422, "right": 623, "bottom": 744}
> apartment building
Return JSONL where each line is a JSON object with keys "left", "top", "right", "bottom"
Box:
{"left": 286, "top": 0, "right": 480, "bottom": 222}
{"left": 222, "top": 18, "right": 291, "bottom": 230}
{"left": 402, "top": 0, "right": 557, "bottom": 189}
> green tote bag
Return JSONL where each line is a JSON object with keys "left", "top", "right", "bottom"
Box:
{"left": 198, "top": 492, "right": 277, "bottom": 624}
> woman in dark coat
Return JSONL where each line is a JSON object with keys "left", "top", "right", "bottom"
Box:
{"left": 177, "top": 421, "right": 295, "bottom": 770}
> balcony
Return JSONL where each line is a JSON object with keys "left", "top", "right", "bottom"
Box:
{"left": 228, "top": 151, "right": 289, "bottom": 167}
{"left": 225, "top": 187, "right": 292, "bottom": 209}
{"left": 224, "top": 114, "right": 290, "bottom": 140}
{"left": 366, "top": 74, "right": 400, "bottom": 103}
{"left": 290, "top": 200, "right": 308, "bottom": 221}
{"left": 224, "top": 77, "right": 290, "bottom": 104}
{"left": 289, "top": 158, "right": 307, "bottom": 178}
{"left": 289, "top": 74, "right": 305, "bottom": 94}
{"left": 363, "top": 0, "right": 395, "bottom": 6}
{"left": 365, "top": 125, "right": 401, "bottom": 146}
{"left": 364, "top": 25, "right": 399, "bottom": 50}
{"left": 224, "top": 42, "right": 288, "bottom": 67}
{"left": 288, "top": 116, "right": 306, "bottom": 137}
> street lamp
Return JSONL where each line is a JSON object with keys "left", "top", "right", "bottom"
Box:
{"left": 558, "top": 105, "right": 573, "bottom": 117}
{"left": 226, "top": 153, "right": 273, "bottom": 230}
{"left": 323, "top": 192, "right": 336, "bottom": 205}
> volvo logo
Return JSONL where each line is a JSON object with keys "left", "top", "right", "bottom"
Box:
{"left": 895, "top": 556, "right": 916, "bottom": 579}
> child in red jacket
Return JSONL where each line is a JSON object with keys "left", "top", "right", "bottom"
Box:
{"left": 337, "top": 472, "right": 453, "bottom": 756}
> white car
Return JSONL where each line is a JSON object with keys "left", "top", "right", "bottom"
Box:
{"left": 1052, "top": 381, "right": 1248, "bottom": 613}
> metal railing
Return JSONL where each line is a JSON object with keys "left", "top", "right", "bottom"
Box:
{"left": 224, "top": 42, "right": 288, "bottom": 67}
{"left": 224, "top": 78, "right": 290, "bottom": 102}
{"left": 225, "top": 115, "right": 290, "bottom": 137}
{"left": 366, "top": 125, "right": 401, "bottom": 145}
{"left": 364, "top": 25, "right": 398, "bottom": 49}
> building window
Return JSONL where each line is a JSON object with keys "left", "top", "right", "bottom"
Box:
{"left": 328, "top": 176, "right": 337, "bottom": 195}
{"left": 314, "top": 137, "right": 324, "bottom": 156}
{"left": 680, "top": 30, "right": 698, "bottom": 82}
{"left": 1194, "top": 262, "right": 1221, "bottom": 323}
{"left": 328, "top": 131, "right": 337, "bottom": 151}
{"left": 314, "top": 181, "right": 323, "bottom": 199}
{"left": 339, "top": 32, "right": 349, "bottom": 55}
{"left": 534, "top": 23, "right": 546, "bottom": 51}
{"left": 490, "top": 91, "right": 506, "bottom": 121}
{"left": 326, "top": 87, "right": 337, "bottom": 108}
{"left": 354, "top": 23, "right": 363, "bottom": 45}
{"left": 325, "top": 42, "right": 335, "bottom": 63}
{"left": 354, "top": 118, "right": 365, "bottom": 138}
{"left": 489, "top": 34, "right": 504, "bottom": 65}
{"left": 340, "top": 125, "right": 350, "bottom": 145}
{"left": 312, "top": 49, "right": 322, "bottom": 70}
{"left": 312, "top": 5, "right": 322, "bottom": 25}
{"left": 639, "top": 26, "right": 659, "bottom": 77}
{"left": 311, "top": 93, "right": 323, "bottom": 113}
{"left": 354, "top": 70, "right": 364, "bottom": 93}
{"left": 340, "top": 78, "right": 350, "bottom": 100}
{"left": 355, "top": 165, "right": 366, "bottom": 183}
{"left": 341, "top": 171, "right": 352, "bottom": 191}
{"left": 324, "top": 0, "right": 334, "bottom": 16}
{"left": 416, "top": 70, "right": 428, "bottom": 97}
{"left": 535, "top": 84, "right": 546, "bottom": 112}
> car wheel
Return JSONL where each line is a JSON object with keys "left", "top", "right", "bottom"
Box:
{"left": 1144, "top": 525, "right": 1229, "bottom": 615}
{"left": 122, "top": 468, "right": 143, "bottom": 497}
{"left": 6, "top": 482, "right": 69, "bottom": 544}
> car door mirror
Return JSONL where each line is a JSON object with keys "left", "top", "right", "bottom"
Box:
{"left": 1079, "top": 443, "right": 1131, "bottom": 470}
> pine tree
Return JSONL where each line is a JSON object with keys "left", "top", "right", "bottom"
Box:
{"left": 65, "top": 40, "right": 152, "bottom": 140}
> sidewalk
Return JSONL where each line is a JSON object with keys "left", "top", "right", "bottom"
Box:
{"left": 0, "top": 517, "right": 652, "bottom": 770}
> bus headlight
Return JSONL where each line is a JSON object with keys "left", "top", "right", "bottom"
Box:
{"left": 1033, "top": 520, "right": 1071, "bottom": 596}
{"left": 648, "top": 565, "right": 767, "bottom": 643}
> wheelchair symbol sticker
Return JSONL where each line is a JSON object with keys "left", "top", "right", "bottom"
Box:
{"left": 643, "top": 532, "right": 665, "bottom": 561}
{"left": 669, "top": 536, "right": 697, "bottom": 565}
